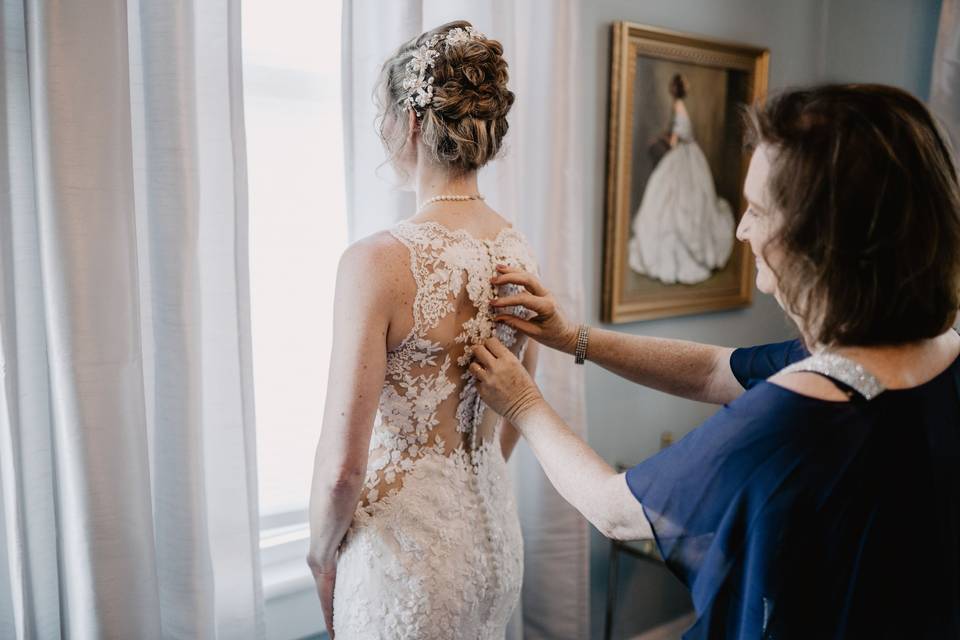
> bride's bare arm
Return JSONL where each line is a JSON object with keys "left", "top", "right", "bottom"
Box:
{"left": 306, "top": 236, "right": 398, "bottom": 624}
{"left": 499, "top": 340, "right": 539, "bottom": 461}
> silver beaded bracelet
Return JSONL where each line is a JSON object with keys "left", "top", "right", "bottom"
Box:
{"left": 574, "top": 324, "right": 590, "bottom": 365}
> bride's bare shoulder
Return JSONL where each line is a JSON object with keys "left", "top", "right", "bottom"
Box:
{"left": 336, "top": 230, "right": 413, "bottom": 297}
{"left": 334, "top": 231, "right": 416, "bottom": 345}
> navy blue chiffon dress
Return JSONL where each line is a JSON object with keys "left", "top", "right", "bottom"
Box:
{"left": 625, "top": 338, "right": 960, "bottom": 639}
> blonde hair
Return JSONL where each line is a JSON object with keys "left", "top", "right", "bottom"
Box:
{"left": 375, "top": 20, "right": 515, "bottom": 176}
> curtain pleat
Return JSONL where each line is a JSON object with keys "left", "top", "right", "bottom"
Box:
{"left": 0, "top": 1, "right": 264, "bottom": 637}
{"left": 931, "top": 0, "right": 959, "bottom": 153}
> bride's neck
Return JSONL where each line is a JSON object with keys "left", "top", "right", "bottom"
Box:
{"left": 415, "top": 160, "right": 480, "bottom": 209}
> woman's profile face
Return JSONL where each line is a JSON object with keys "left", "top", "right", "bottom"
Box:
{"left": 736, "top": 145, "right": 782, "bottom": 297}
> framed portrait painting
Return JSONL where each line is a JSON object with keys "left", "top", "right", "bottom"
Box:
{"left": 602, "top": 22, "right": 769, "bottom": 323}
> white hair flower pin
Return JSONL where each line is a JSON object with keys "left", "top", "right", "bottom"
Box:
{"left": 400, "top": 26, "right": 485, "bottom": 116}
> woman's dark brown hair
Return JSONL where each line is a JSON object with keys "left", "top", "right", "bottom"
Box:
{"left": 745, "top": 84, "right": 960, "bottom": 346}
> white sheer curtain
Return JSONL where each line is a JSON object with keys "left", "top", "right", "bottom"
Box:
{"left": 0, "top": 1, "right": 264, "bottom": 638}
{"left": 931, "top": 0, "right": 959, "bottom": 152}
{"left": 342, "top": 1, "right": 589, "bottom": 637}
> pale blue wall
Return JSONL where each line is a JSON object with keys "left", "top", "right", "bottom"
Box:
{"left": 578, "top": 0, "right": 942, "bottom": 636}
{"left": 824, "top": 0, "right": 942, "bottom": 99}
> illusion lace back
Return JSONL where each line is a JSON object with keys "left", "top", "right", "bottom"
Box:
{"left": 333, "top": 220, "right": 539, "bottom": 639}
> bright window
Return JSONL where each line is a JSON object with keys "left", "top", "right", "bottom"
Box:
{"left": 242, "top": 0, "right": 347, "bottom": 524}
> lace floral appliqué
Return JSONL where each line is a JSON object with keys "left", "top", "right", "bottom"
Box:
{"left": 359, "top": 221, "right": 538, "bottom": 507}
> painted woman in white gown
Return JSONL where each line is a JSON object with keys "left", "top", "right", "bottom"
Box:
{"left": 629, "top": 75, "right": 735, "bottom": 284}
{"left": 306, "top": 22, "right": 536, "bottom": 639}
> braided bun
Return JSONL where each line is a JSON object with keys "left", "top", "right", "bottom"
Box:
{"left": 376, "top": 21, "right": 515, "bottom": 175}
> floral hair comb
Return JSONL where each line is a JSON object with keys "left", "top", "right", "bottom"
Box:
{"left": 400, "top": 25, "right": 486, "bottom": 116}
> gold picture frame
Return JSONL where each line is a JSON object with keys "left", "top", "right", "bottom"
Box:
{"left": 602, "top": 22, "right": 769, "bottom": 323}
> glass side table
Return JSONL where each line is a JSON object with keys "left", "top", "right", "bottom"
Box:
{"left": 604, "top": 449, "right": 673, "bottom": 640}
{"left": 603, "top": 531, "right": 664, "bottom": 640}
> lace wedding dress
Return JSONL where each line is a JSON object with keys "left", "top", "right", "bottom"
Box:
{"left": 332, "top": 220, "right": 538, "bottom": 639}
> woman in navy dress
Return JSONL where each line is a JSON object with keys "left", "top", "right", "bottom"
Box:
{"left": 469, "top": 84, "right": 960, "bottom": 638}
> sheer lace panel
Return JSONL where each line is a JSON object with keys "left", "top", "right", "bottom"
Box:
{"left": 359, "top": 220, "right": 539, "bottom": 510}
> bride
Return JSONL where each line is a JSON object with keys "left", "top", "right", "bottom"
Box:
{"left": 306, "top": 21, "right": 539, "bottom": 638}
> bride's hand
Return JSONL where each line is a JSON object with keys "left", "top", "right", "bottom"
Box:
{"left": 308, "top": 555, "right": 337, "bottom": 638}
{"left": 471, "top": 337, "right": 546, "bottom": 425}
{"left": 490, "top": 266, "right": 578, "bottom": 354}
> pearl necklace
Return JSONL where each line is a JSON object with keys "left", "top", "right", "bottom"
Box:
{"left": 417, "top": 193, "right": 484, "bottom": 214}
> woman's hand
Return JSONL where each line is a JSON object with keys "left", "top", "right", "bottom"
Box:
{"left": 307, "top": 554, "right": 337, "bottom": 638}
{"left": 490, "top": 266, "right": 578, "bottom": 354}
{"left": 471, "top": 337, "right": 546, "bottom": 425}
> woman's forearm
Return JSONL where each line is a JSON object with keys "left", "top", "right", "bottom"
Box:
{"left": 578, "top": 329, "right": 739, "bottom": 404}
{"left": 500, "top": 340, "right": 539, "bottom": 461}
{"left": 500, "top": 420, "right": 521, "bottom": 461}
{"left": 512, "top": 399, "right": 652, "bottom": 540}
{"left": 307, "top": 459, "right": 363, "bottom": 568}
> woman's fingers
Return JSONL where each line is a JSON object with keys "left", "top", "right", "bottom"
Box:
{"left": 494, "top": 314, "right": 541, "bottom": 337}
{"left": 468, "top": 361, "right": 488, "bottom": 380}
{"left": 472, "top": 343, "right": 495, "bottom": 368}
{"left": 484, "top": 336, "right": 511, "bottom": 357}
{"left": 491, "top": 292, "right": 550, "bottom": 315}
{"left": 492, "top": 268, "right": 548, "bottom": 296}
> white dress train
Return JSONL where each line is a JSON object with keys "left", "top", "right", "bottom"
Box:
{"left": 629, "top": 110, "right": 735, "bottom": 284}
